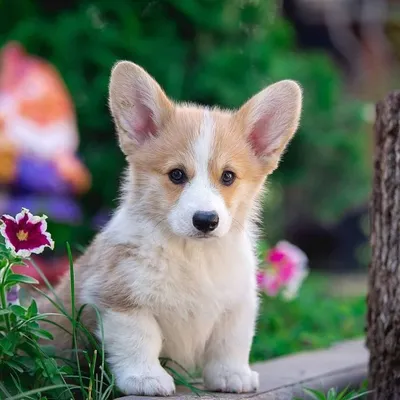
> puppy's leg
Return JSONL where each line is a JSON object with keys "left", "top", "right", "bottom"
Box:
{"left": 203, "top": 295, "right": 259, "bottom": 393}
{"left": 101, "top": 309, "right": 175, "bottom": 396}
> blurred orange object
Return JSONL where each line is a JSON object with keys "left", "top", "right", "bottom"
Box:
{"left": 55, "top": 153, "right": 91, "bottom": 194}
{"left": 0, "top": 140, "right": 17, "bottom": 184}
{"left": 0, "top": 42, "right": 91, "bottom": 194}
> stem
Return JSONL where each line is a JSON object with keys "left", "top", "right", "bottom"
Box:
{"left": 0, "top": 260, "right": 11, "bottom": 332}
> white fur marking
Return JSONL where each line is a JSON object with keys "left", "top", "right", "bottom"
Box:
{"left": 167, "top": 110, "right": 232, "bottom": 237}
{"left": 194, "top": 109, "right": 215, "bottom": 178}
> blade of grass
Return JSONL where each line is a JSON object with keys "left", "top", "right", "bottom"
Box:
{"left": 349, "top": 390, "right": 374, "bottom": 399}
{"left": 74, "top": 302, "right": 110, "bottom": 392}
{"left": 5, "top": 384, "right": 80, "bottom": 400}
{"left": 88, "top": 349, "right": 98, "bottom": 400}
{"left": 96, "top": 371, "right": 100, "bottom": 400}
{"left": 0, "top": 380, "right": 12, "bottom": 398}
{"left": 66, "top": 242, "right": 88, "bottom": 399}
{"left": 12, "top": 312, "right": 65, "bottom": 332}
{"left": 94, "top": 304, "right": 106, "bottom": 398}
{"left": 100, "top": 373, "right": 117, "bottom": 400}
{"left": 159, "top": 357, "right": 197, "bottom": 380}
{"left": 74, "top": 304, "right": 101, "bottom": 356}
{"left": 34, "top": 243, "right": 111, "bottom": 399}
{"left": 33, "top": 287, "right": 69, "bottom": 320}
{"left": 164, "top": 365, "right": 206, "bottom": 396}
{"left": 40, "top": 317, "right": 73, "bottom": 336}
{"left": 81, "top": 303, "right": 107, "bottom": 396}
{"left": 302, "top": 388, "right": 327, "bottom": 400}
{"left": 30, "top": 259, "right": 65, "bottom": 309}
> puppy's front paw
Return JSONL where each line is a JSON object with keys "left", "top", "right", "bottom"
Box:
{"left": 203, "top": 363, "right": 259, "bottom": 393}
{"left": 117, "top": 366, "right": 176, "bottom": 396}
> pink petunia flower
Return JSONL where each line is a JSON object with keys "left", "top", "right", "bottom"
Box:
{"left": 0, "top": 208, "right": 54, "bottom": 258}
{"left": 258, "top": 241, "right": 308, "bottom": 300}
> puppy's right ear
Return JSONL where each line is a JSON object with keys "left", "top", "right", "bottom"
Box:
{"left": 109, "top": 61, "right": 173, "bottom": 154}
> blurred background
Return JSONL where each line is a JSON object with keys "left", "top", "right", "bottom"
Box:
{"left": 0, "top": 0, "right": 399, "bottom": 284}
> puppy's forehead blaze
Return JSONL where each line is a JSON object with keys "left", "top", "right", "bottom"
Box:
{"left": 132, "top": 107, "right": 264, "bottom": 190}
{"left": 133, "top": 108, "right": 205, "bottom": 174}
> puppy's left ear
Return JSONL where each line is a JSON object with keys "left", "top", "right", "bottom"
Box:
{"left": 109, "top": 61, "right": 173, "bottom": 155}
{"left": 237, "top": 80, "right": 302, "bottom": 172}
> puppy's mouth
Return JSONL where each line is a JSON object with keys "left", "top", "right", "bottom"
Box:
{"left": 190, "top": 233, "right": 216, "bottom": 240}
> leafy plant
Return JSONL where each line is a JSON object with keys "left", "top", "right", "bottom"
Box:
{"left": 0, "top": 242, "right": 71, "bottom": 398}
{"left": 251, "top": 273, "right": 365, "bottom": 362}
{"left": 295, "top": 386, "right": 371, "bottom": 400}
{"left": 0, "top": 210, "right": 119, "bottom": 399}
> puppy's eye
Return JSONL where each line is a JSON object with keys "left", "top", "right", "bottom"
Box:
{"left": 221, "top": 171, "right": 236, "bottom": 186}
{"left": 168, "top": 169, "right": 187, "bottom": 184}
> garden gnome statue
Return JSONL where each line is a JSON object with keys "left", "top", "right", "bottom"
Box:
{"left": 0, "top": 42, "right": 91, "bottom": 285}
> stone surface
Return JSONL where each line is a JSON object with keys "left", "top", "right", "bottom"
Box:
{"left": 116, "top": 339, "right": 368, "bottom": 399}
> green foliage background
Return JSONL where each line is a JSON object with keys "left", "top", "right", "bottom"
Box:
{"left": 0, "top": 0, "right": 371, "bottom": 249}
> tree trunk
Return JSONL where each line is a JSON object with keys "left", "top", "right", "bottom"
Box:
{"left": 367, "top": 91, "right": 400, "bottom": 399}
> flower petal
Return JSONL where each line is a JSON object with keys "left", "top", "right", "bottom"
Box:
{"left": 275, "top": 241, "right": 308, "bottom": 268}
{"left": 0, "top": 214, "right": 16, "bottom": 224}
{"left": 282, "top": 266, "right": 309, "bottom": 301}
{"left": 0, "top": 214, "right": 19, "bottom": 253}
{"left": 15, "top": 208, "right": 31, "bottom": 224}
{"left": 279, "top": 262, "right": 296, "bottom": 284}
{"left": 267, "top": 249, "right": 285, "bottom": 264}
{"left": 1, "top": 208, "right": 54, "bottom": 258}
{"left": 262, "top": 272, "right": 284, "bottom": 297}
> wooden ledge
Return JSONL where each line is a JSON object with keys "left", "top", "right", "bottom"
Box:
{"left": 117, "top": 339, "right": 368, "bottom": 400}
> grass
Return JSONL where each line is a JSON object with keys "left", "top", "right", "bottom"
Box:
{"left": 0, "top": 244, "right": 120, "bottom": 400}
{"left": 251, "top": 273, "right": 366, "bottom": 362}
{"left": 295, "top": 385, "right": 370, "bottom": 400}
{"left": 0, "top": 243, "right": 367, "bottom": 399}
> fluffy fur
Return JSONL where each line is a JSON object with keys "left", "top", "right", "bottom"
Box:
{"left": 42, "top": 61, "right": 302, "bottom": 396}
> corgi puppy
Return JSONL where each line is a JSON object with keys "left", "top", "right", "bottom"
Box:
{"left": 45, "top": 61, "right": 302, "bottom": 396}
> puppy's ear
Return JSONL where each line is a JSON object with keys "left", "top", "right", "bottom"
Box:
{"left": 237, "top": 80, "right": 302, "bottom": 172}
{"left": 109, "top": 61, "right": 173, "bottom": 154}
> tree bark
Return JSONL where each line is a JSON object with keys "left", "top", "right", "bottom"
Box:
{"left": 368, "top": 91, "right": 400, "bottom": 399}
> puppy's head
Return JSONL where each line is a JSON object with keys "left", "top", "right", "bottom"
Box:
{"left": 109, "top": 61, "right": 302, "bottom": 239}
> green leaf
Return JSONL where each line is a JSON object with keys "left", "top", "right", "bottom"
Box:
{"left": 26, "top": 320, "right": 40, "bottom": 330}
{"left": 27, "top": 299, "right": 38, "bottom": 318}
{"left": 18, "top": 341, "right": 39, "bottom": 358}
{"left": 0, "top": 332, "right": 19, "bottom": 356}
{"left": 10, "top": 305, "right": 27, "bottom": 318}
{"left": 303, "top": 388, "right": 327, "bottom": 400}
{"left": 348, "top": 391, "right": 372, "bottom": 400}
{"left": 39, "top": 358, "right": 59, "bottom": 378}
{"left": 6, "top": 274, "right": 39, "bottom": 285}
{"left": 4, "top": 384, "right": 80, "bottom": 400}
{"left": 4, "top": 359, "right": 24, "bottom": 373}
{"left": 31, "top": 328, "right": 54, "bottom": 340}
{"left": 0, "top": 308, "right": 11, "bottom": 316}
{"left": 327, "top": 387, "right": 338, "bottom": 400}
{"left": 0, "top": 258, "right": 8, "bottom": 269}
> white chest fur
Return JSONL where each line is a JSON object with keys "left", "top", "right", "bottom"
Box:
{"left": 85, "top": 210, "right": 258, "bottom": 369}
{"left": 118, "top": 232, "right": 256, "bottom": 367}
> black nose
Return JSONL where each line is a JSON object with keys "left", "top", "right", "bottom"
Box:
{"left": 192, "top": 211, "right": 219, "bottom": 233}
